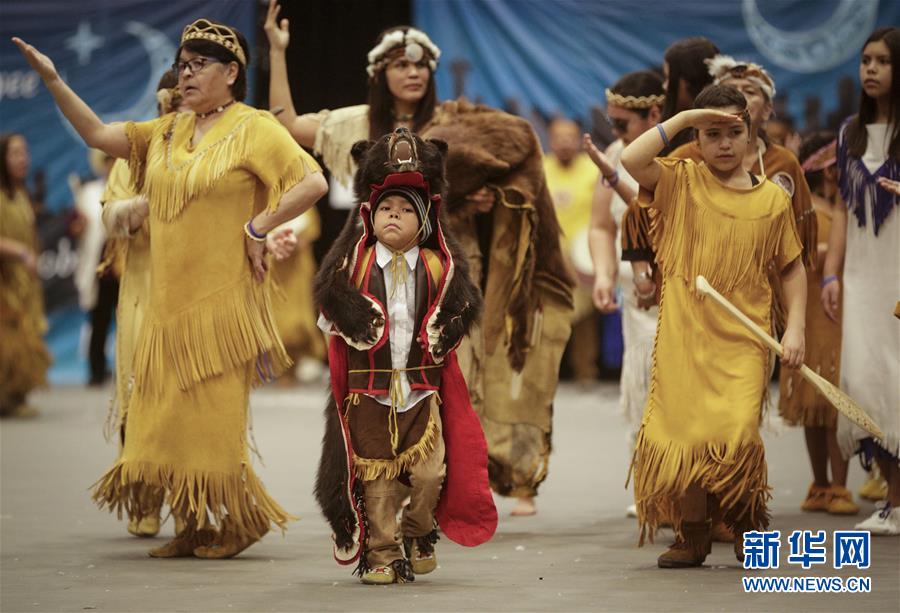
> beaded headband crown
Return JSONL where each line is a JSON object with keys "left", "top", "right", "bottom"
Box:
{"left": 366, "top": 28, "right": 441, "bottom": 77}
{"left": 181, "top": 19, "right": 246, "bottom": 66}
{"left": 706, "top": 54, "right": 775, "bottom": 100}
{"left": 605, "top": 89, "right": 665, "bottom": 110}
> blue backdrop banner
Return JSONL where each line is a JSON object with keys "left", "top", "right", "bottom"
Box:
{"left": 1, "top": 0, "right": 255, "bottom": 212}
{"left": 414, "top": 0, "right": 899, "bottom": 133}
{"left": 0, "top": 0, "right": 256, "bottom": 384}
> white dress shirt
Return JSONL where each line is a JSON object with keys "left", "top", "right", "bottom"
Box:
{"left": 317, "top": 241, "right": 435, "bottom": 412}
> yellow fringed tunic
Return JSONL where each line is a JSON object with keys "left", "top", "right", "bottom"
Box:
{"left": 92, "top": 104, "right": 321, "bottom": 539}
{"left": 0, "top": 187, "right": 50, "bottom": 409}
{"left": 631, "top": 158, "right": 801, "bottom": 541}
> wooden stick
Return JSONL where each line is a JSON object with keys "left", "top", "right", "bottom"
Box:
{"left": 695, "top": 275, "right": 884, "bottom": 439}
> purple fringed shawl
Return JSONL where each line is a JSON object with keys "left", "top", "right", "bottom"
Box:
{"left": 838, "top": 118, "right": 900, "bottom": 236}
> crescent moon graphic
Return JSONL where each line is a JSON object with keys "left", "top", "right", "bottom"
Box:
{"left": 743, "top": 0, "right": 878, "bottom": 73}
{"left": 59, "top": 21, "right": 176, "bottom": 140}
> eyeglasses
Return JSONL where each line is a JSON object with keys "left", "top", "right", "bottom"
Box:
{"left": 172, "top": 57, "right": 222, "bottom": 76}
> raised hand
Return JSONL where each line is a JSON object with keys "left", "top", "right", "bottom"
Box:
{"left": 682, "top": 108, "right": 745, "bottom": 131}
{"left": 266, "top": 227, "right": 298, "bottom": 260}
{"left": 876, "top": 176, "right": 900, "bottom": 196}
{"left": 11, "top": 37, "right": 59, "bottom": 82}
{"left": 583, "top": 133, "right": 615, "bottom": 176}
{"left": 264, "top": 0, "right": 290, "bottom": 52}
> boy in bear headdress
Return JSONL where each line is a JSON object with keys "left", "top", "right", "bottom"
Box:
{"left": 314, "top": 128, "right": 497, "bottom": 585}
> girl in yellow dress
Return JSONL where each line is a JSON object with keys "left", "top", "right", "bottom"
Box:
{"left": 621, "top": 84, "right": 807, "bottom": 568}
{"left": 14, "top": 18, "right": 328, "bottom": 558}
{"left": 0, "top": 133, "right": 51, "bottom": 417}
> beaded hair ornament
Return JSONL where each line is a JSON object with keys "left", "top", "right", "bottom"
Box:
{"left": 366, "top": 28, "right": 441, "bottom": 77}
{"left": 605, "top": 89, "right": 665, "bottom": 109}
{"left": 706, "top": 54, "right": 775, "bottom": 100}
{"left": 181, "top": 19, "right": 246, "bottom": 66}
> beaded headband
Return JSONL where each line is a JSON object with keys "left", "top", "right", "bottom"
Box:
{"left": 801, "top": 140, "right": 837, "bottom": 173}
{"left": 605, "top": 89, "right": 665, "bottom": 110}
{"left": 181, "top": 19, "right": 246, "bottom": 66}
{"left": 706, "top": 54, "right": 775, "bottom": 100}
{"left": 366, "top": 28, "right": 441, "bottom": 77}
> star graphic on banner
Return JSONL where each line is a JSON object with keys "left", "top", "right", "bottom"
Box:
{"left": 65, "top": 22, "right": 105, "bottom": 66}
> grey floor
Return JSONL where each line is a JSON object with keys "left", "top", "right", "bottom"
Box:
{"left": 1, "top": 382, "right": 897, "bottom": 612}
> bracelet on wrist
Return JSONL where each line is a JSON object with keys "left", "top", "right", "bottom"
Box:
{"left": 602, "top": 171, "right": 619, "bottom": 188}
{"left": 244, "top": 220, "right": 267, "bottom": 242}
{"left": 820, "top": 274, "right": 838, "bottom": 288}
{"left": 635, "top": 285, "right": 656, "bottom": 300}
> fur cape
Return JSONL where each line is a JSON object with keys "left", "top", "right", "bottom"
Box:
{"left": 423, "top": 99, "right": 575, "bottom": 370}
{"left": 313, "top": 129, "right": 496, "bottom": 570}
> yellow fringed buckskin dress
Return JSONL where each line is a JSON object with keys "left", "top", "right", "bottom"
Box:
{"left": 92, "top": 103, "right": 320, "bottom": 540}
{"left": 631, "top": 158, "right": 801, "bottom": 541}
{"left": 0, "top": 187, "right": 51, "bottom": 412}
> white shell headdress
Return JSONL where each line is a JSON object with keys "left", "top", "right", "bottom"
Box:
{"left": 366, "top": 28, "right": 441, "bottom": 77}
{"left": 706, "top": 54, "right": 776, "bottom": 100}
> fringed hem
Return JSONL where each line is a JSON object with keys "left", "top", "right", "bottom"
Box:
{"left": 778, "top": 403, "right": 838, "bottom": 428}
{"left": 125, "top": 121, "right": 149, "bottom": 194}
{"left": 838, "top": 421, "right": 900, "bottom": 463}
{"left": 133, "top": 277, "right": 290, "bottom": 394}
{"left": 795, "top": 205, "right": 818, "bottom": 271}
{"left": 312, "top": 105, "right": 369, "bottom": 187}
{"left": 92, "top": 460, "right": 295, "bottom": 541}
{"left": 263, "top": 156, "right": 316, "bottom": 216}
{"left": 630, "top": 429, "right": 771, "bottom": 545}
{"left": 352, "top": 414, "right": 440, "bottom": 481}
{"left": 778, "top": 352, "right": 840, "bottom": 428}
{"left": 621, "top": 197, "right": 654, "bottom": 257}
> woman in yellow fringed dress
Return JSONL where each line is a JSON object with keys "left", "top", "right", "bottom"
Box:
{"left": 13, "top": 19, "right": 327, "bottom": 558}
{"left": 0, "top": 133, "right": 51, "bottom": 418}
{"left": 621, "top": 84, "right": 807, "bottom": 569}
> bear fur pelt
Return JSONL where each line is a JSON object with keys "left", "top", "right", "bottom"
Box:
{"left": 313, "top": 128, "right": 483, "bottom": 552}
{"left": 423, "top": 99, "right": 574, "bottom": 370}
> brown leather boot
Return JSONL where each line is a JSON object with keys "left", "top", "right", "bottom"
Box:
{"left": 148, "top": 525, "right": 217, "bottom": 558}
{"left": 657, "top": 520, "right": 711, "bottom": 568}
{"left": 193, "top": 516, "right": 267, "bottom": 559}
{"left": 732, "top": 518, "right": 754, "bottom": 564}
